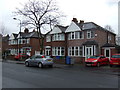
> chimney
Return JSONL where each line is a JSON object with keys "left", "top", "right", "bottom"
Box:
{"left": 79, "top": 20, "right": 84, "bottom": 24}
{"left": 24, "top": 28, "right": 29, "bottom": 33}
{"left": 72, "top": 18, "right": 78, "bottom": 23}
{"left": 33, "top": 29, "right": 35, "bottom": 32}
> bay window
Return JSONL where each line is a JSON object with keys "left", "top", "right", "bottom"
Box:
{"left": 68, "top": 46, "right": 82, "bottom": 56}
{"left": 52, "top": 47, "right": 65, "bottom": 56}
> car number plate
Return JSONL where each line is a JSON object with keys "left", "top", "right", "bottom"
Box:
{"left": 86, "top": 64, "right": 91, "bottom": 66}
{"left": 113, "top": 63, "right": 119, "bottom": 64}
{"left": 48, "top": 60, "right": 52, "bottom": 62}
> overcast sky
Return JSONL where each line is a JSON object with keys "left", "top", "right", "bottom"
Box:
{"left": 0, "top": 0, "right": 119, "bottom": 35}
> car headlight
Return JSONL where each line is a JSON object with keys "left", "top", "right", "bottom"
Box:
{"left": 92, "top": 60, "right": 98, "bottom": 62}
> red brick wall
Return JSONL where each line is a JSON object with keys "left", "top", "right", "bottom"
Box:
{"left": 30, "top": 38, "right": 40, "bottom": 56}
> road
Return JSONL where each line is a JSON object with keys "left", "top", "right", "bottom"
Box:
{"left": 2, "top": 62, "right": 119, "bottom": 88}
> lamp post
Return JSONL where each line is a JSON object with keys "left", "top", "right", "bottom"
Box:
{"left": 13, "top": 18, "right": 22, "bottom": 55}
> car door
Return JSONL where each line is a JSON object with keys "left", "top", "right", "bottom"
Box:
{"left": 34, "top": 55, "right": 43, "bottom": 66}
{"left": 29, "top": 55, "right": 36, "bottom": 66}
{"left": 99, "top": 56, "right": 104, "bottom": 65}
{"left": 100, "top": 56, "right": 107, "bottom": 65}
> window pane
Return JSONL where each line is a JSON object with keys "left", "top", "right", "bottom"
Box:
{"left": 71, "top": 32, "right": 74, "bottom": 39}
{"left": 91, "top": 31, "right": 94, "bottom": 38}
{"left": 72, "top": 47, "right": 74, "bottom": 56}
{"left": 75, "top": 32, "right": 79, "bottom": 39}
{"left": 75, "top": 47, "right": 79, "bottom": 56}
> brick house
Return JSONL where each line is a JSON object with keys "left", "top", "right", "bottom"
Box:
{"left": 44, "top": 18, "right": 118, "bottom": 64}
{"left": 8, "top": 28, "right": 40, "bottom": 59}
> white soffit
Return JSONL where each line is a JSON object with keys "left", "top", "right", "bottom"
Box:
{"left": 50, "top": 26, "right": 62, "bottom": 34}
{"left": 65, "top": 21, "right": 81, "bottom": 33}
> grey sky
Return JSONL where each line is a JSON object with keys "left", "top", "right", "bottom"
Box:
{"left": 0, "top": 0, "right": 119, "bottom": 35}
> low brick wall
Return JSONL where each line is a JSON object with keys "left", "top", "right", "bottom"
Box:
{"left": 53, "top": 56, "right": 85, "bottom": 64}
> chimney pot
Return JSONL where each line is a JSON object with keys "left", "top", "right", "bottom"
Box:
{"left": 72, "top": 18, "right": 78, "bottom": 23}
{"left": 24, "top": 28, "right": 29, "bottom": 33}
{"left": 80, "top": 20, "right": 84, "bottom": 24}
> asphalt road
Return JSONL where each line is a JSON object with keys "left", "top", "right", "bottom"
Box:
{"left": 2, "top": 62, "right": 119, "bottom": 88}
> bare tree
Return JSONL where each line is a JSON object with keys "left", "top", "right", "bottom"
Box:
{"left": 104, "top": 25, "right": 114, "bottom": 33}
{"left": 14, "top": 0, "right": 63, "bottom": 54}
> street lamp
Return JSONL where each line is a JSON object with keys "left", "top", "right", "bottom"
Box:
{"left": 13, "top": 18, "right": 22, "bottom": 55}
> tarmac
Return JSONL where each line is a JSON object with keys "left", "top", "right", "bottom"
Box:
{"left": 1, "top": 59, "right": 120, "bottom": 76}
{"left": 2, "top": 59, "right": 75, "bottom": 68}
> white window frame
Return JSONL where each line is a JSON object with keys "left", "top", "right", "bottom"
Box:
{"left": 68, "top": 32, "right": 84, "bottom": 40}
{"left": 52, "top": 47, "right": 65, "bottom": 56}
{"left": 52, "top": 34, "right": 65, "bottom": 41}
{"left": 68, "top": 46, "right": 83, "bottom": 56}
{"left": 87, "top": 31, "right": 94, "bottom": 39}
{"left": 87, "top": 31, "right": 91, "bottom": 39}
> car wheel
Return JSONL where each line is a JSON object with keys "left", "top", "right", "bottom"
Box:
{"left": 49, "top": 65, "right": 53, "bottom": 68}
{"left": 85, "top": 64, "right": 88, "bottom": 67}
{"left": 25, "top": 62, "right": 29, "bottom": 67}
{"left": 97, "top": 63, "right": 100, "bottom": 67}
{"left": 38, "top": 63, "right": 43, "bottom": 68}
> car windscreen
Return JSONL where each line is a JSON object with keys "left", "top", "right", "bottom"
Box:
{"left": 89, "top": 56, "right": 100, "bottom": 59}
{"left": 111, "top": 55, "right": 120, "bottom": 58}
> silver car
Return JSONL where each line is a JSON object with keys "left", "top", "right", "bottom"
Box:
{"left": 25, "top": 55, "right": 53, "bottom": 68}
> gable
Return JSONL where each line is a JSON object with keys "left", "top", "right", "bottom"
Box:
{"left": 9, "top": 34, "right": 15, "bottom": 40}
{"left": 17, "top": 34, "right": 20, "bottom": 39}
{"left": 50, "top": 26, "right": 62, "bottom": 34}
{"left": 65, "top": 21, "right": 81, "bottom": 33}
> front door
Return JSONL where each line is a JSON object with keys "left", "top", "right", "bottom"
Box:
{"left": 85, "top": 47, "right": 93, "bottom": 58}
{"left": 104, "top": 48, "right": 110, "bottom": 58}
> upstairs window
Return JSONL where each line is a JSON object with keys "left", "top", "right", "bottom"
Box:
{"left": 68, "top": 31, "right": 84, "bottom": 40}
{"left": 108, "top": 35, "right": 111, "bottom": 43}
{"left": 87, "top": 31, "right": 94, "bottom": 39}
{"left": 52, "top": 34, "right": 65, "bottom": 41}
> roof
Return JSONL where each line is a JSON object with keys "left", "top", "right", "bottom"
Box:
{"left": 20, "top": 31, "right": 39, "bottom": 38}
{"left": 82, "top": 40, "right": 98, "bottom": 45}
{"left": 102, "top": 43, "right": 116, "bottom": 47}
{"left": 56, "top": 25, "right": 68, "bottom": 33}
{"left": 72, "top": 20, "right": 116, "bottom": 35}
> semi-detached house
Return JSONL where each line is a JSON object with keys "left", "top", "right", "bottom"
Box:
{"left": 44, "top": 18, "right": 118, "bottom": 64}
{"left": 8, "top": 28, "right": 40, "bottom": 59}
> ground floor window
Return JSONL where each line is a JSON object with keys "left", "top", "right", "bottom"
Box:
{"left": 10, "top": 49, "right": 18, "bottom": 55}
{"left": 68, "top": 46, "right": 82, "bottom": 56}
{"left": 52, "top": 47, "right": 65, "bottom": 56}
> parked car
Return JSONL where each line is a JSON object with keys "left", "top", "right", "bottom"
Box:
{"left": 14, "top": 53, "right": 29, "bottom": 60}
{"left": 85, "top": 55, "right": 109, "bottom": 67}
{"left": 109, "top": 54, "right": 120, "bottom": 67}
{"left": 25, "top": 55, "right": 53, "bottom": 68}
